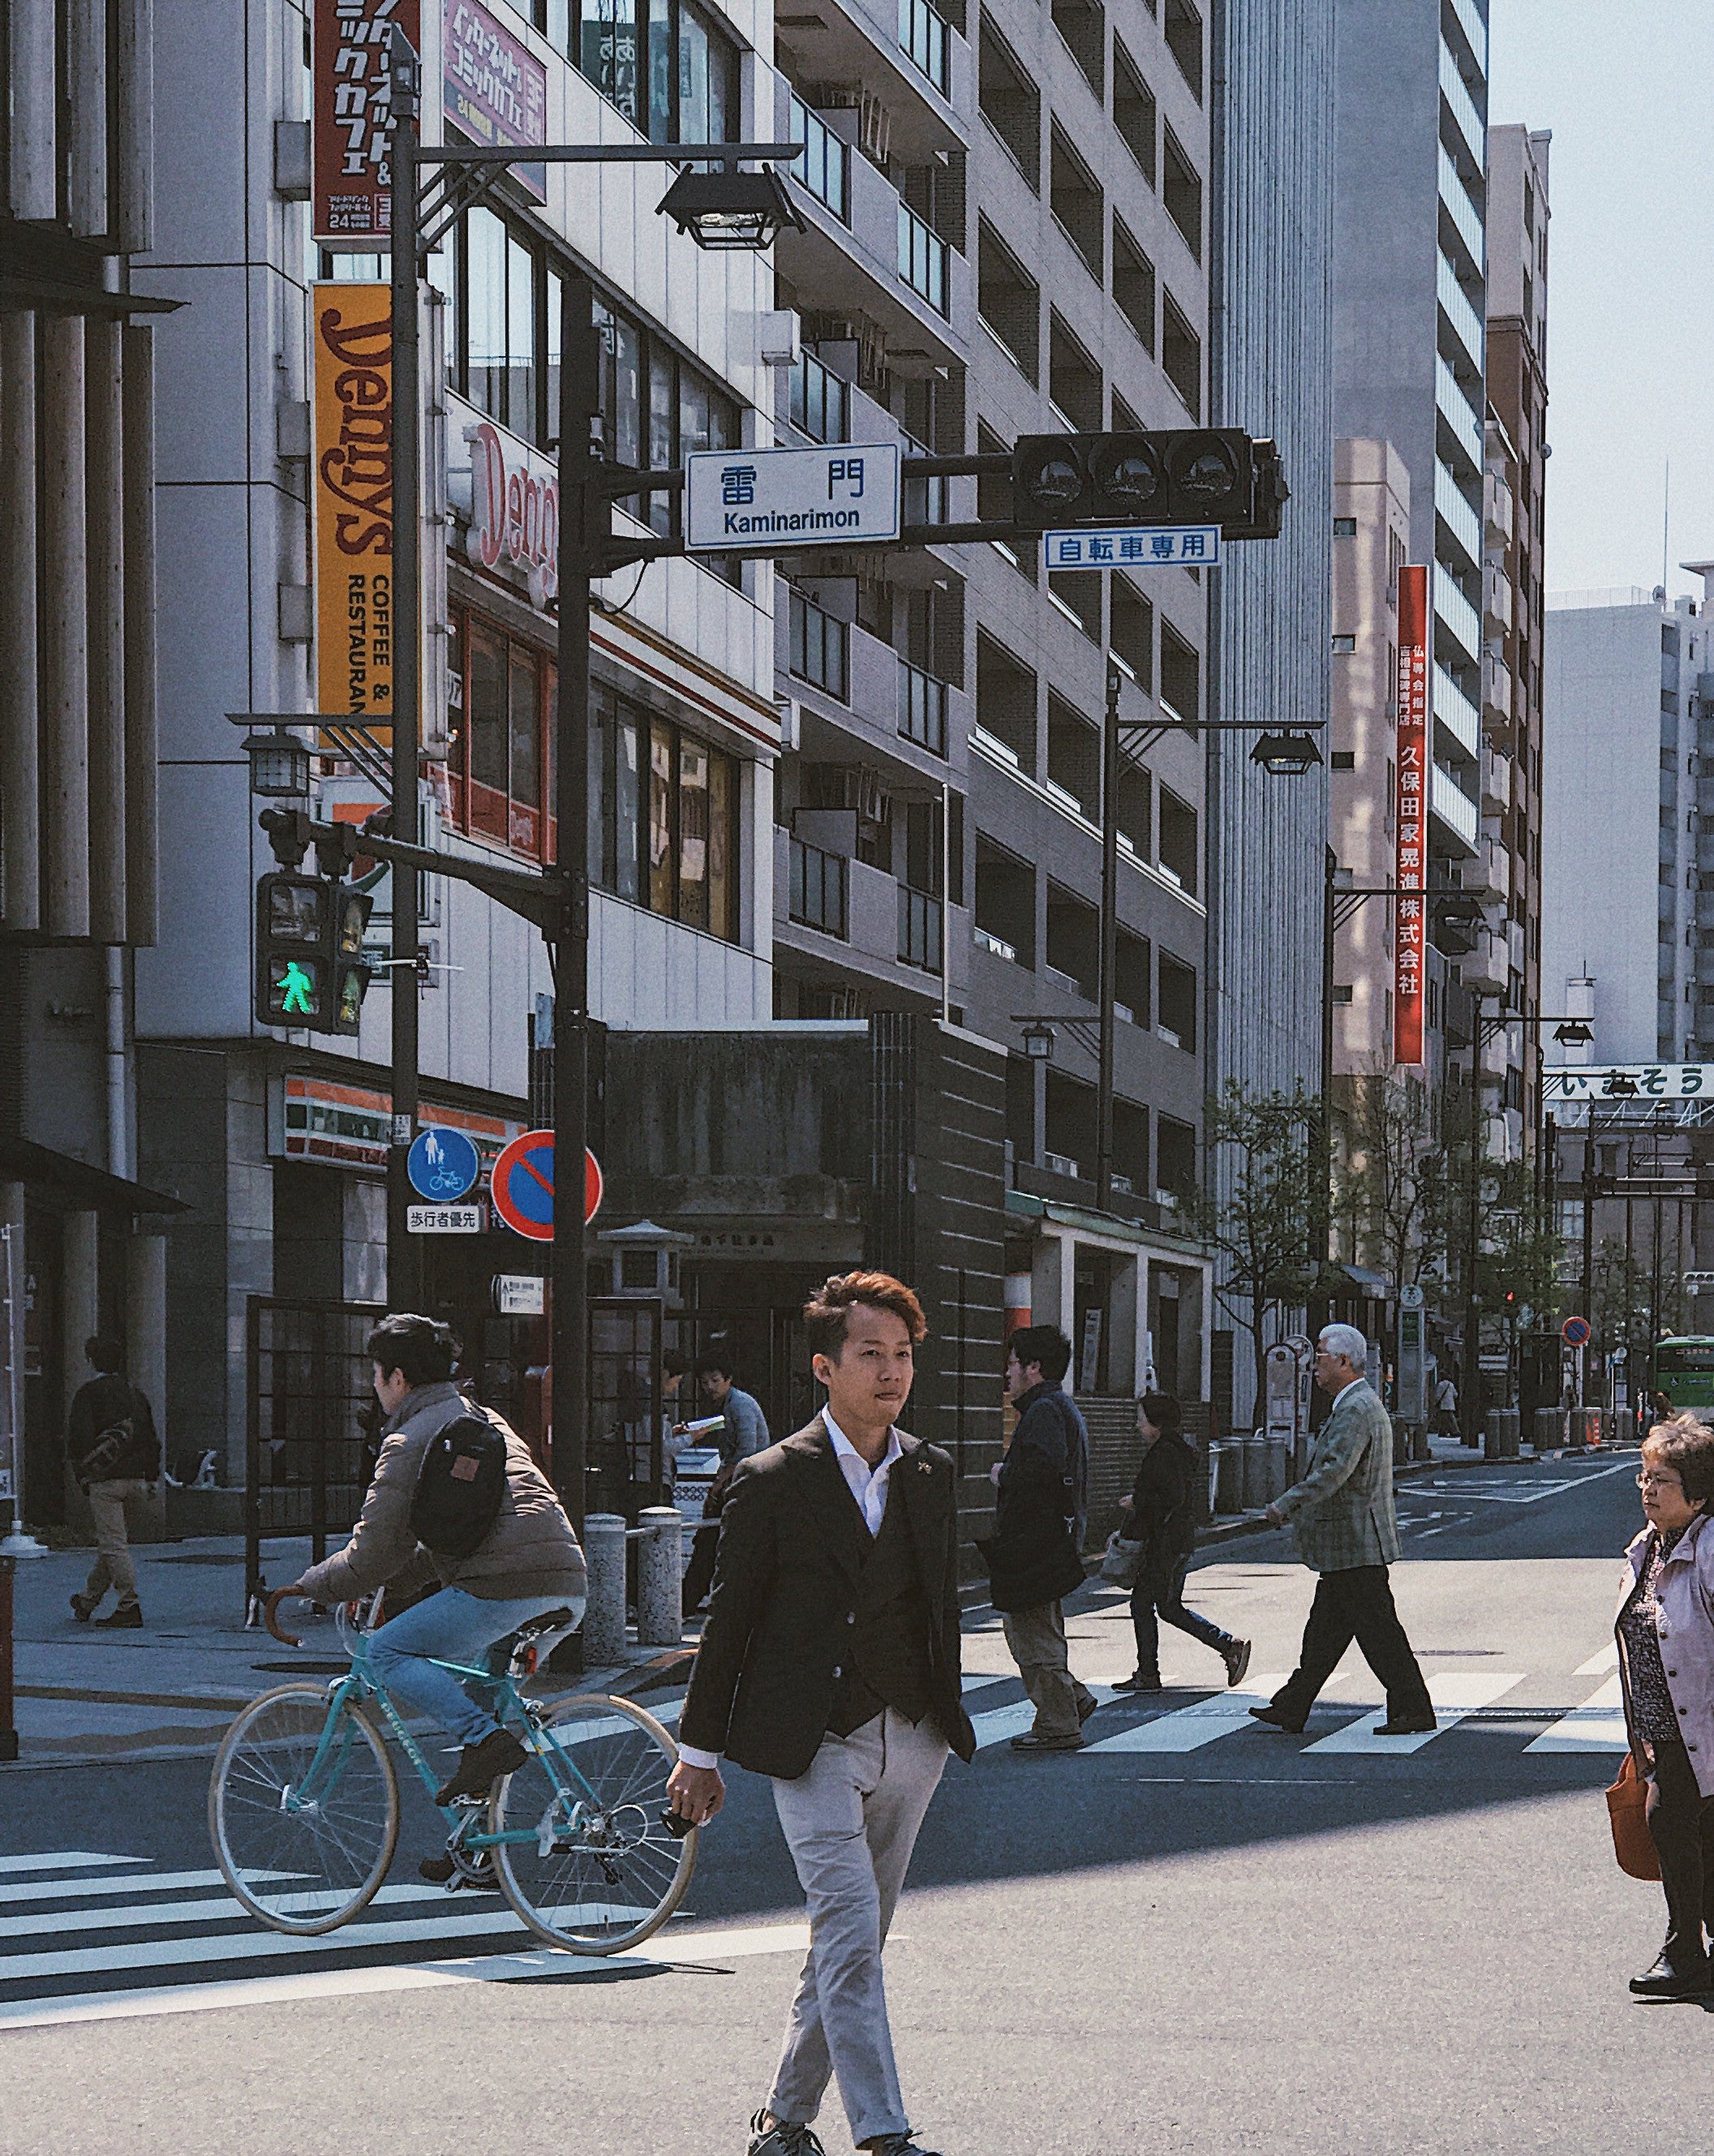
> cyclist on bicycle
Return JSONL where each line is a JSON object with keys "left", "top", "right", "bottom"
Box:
{"left": 288, "top": 1313, "right": 586, "bottom": 1806}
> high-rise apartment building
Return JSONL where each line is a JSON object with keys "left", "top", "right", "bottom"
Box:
{"left": 772, "top": 0, "right": 1220, "bottom": 1398}
{"left": 1332, "top": 0, "right": 1489, "bottom": 1091}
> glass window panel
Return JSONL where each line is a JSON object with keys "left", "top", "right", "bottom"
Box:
{"left": 446, "top": 612, "right": 466, "bottom": 784}
{"left": 649, "top": 717, "right": 676, "bottom": 914}
{"left": 616, "top": 704, "right": 642, "bottom": 901}
{"left": 589, "top": 681, "right": 614, "bottom": 891}
{"left": 507, "top": 234, "right": 536, "bottom": 440}
{"left": 509, "top": 647, "right": 542, "bottom": 810}
{"left": 679, "top": 4, "right": 710, "bottom": 149}
{"left": 444, "top": 225, "right": 462, "bottom": 390}
{"left": 707, "top": 748, "right": 735, "bottom": 939}
{"left": 543, "top": 661, "right": 558, "bottom": 863}
{"left": 648, "top": 0, "right": 673, "bottom": 140}
{"left": 468, "top": 620, "right": 509, "bottom": 842}
{"left": 679, "top": 370, "right": 713, "bottom": 460}
{"left": 582, "top": 0, "right": 641, "bottom": 123}
{"left": 545, "top": 268, "right": 562, "bottom": 447}
{"left": 708, "top": 17, "right": 737, "bottom": 140}
{"left": 466, "top": 208, "right": 508, "bottom": 420}
{"left": 678, "top": 735, "right": 710, "bottom": 929}
{"left": 648, "top": 345, "right": 676, "bottom": 534}
{"left": 610, "top": 314, "right": 642, "bottom": 466}
{"left": 547, "top": 0, "right": 570, "bottom": 57}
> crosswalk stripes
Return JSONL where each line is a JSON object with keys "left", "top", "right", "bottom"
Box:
{"left": 1083, "top": 1673, "right": 1309, "bottom": 1754}
{"left": 1525, "top": 1673, "right": 1629, "bottom": 1754}
{"left": 0, "top": 1849, "right": 810, "bottom": 2026}
{"left": 1303, "top": 1669, "right": 1525, "bottom": 1755}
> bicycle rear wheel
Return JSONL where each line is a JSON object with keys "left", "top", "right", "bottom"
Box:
{"left": 489, "top": 1693, "right": 695, "bottom": 1954}
{"left": 209, "top": 1684, "right": 399, "bottom": 1934}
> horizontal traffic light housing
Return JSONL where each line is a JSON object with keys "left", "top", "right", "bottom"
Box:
{"left": 1010, "top": 428, "right": 1269, "bottom": 532}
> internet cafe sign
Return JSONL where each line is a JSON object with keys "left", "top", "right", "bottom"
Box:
{"left": 448, "top": 392, "right": 559, "bottom": 611}
{"left": 313, "top": 284, "right": 393, "bottom": 726}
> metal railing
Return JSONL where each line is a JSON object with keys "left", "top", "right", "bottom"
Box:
{"left": 789, "top": 836, "right": 849, "bottom": 938}
{"left": 898, "top": 0, "right": 952, "bottom": 92}
{"left": 898, "top": 200, "right": 949, "bottom": 316}
{"left": 898, "top": 658, "right": 949, "bottom": 754}
{"left": 788, "top": 589, "right": 850, "bottom": 698}
{"left": 788, "top": 92, "right": 850, "bottom": 220}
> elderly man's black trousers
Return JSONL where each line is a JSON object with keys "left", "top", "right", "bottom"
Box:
{"left": 1271, "top": 1565, "right": 1433, "bottom": 1724}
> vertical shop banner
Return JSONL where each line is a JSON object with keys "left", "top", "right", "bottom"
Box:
{"left": 314, "top": 284, "right": 395, "bottom": 733}
{"left": 445, "top": 0, "right": 548, "bottom": 200}
{"left": 1394, "top": 563, "right": 1429, "bottom": 1066}
{"left": 312, "top": 0, "right": 422, "bottom": 244}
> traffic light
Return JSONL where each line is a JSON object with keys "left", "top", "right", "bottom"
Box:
{"left": 255, "top": 873, "right": 373, "bottom": 1034}
{"left": 1009, "top": 428, "right": 1278, "bottom": 533}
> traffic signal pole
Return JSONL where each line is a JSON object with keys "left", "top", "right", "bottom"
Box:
{"left": 1096, "top": 659, "right": 1121, "bottom": 1214}
{"left": 386, "top": 54, "right": 423, "bottom": 1314}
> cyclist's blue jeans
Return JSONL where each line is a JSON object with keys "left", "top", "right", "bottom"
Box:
{"left": 368, "top": 1587, "right": 583, "bottom": 1749}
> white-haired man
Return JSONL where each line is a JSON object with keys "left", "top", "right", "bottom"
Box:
{"left": 1249, "top": 1324, "right": 1435, "bottom": 1737}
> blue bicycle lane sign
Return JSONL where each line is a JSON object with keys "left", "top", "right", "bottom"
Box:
{"left": 406, "top": 1126, "right": 482, "bottom": 1204}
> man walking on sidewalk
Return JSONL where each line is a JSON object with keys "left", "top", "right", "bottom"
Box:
{"left": 1251, "top": 1323, "right": 1436, "bottom": 1737}
{"left": 67, "top": 1337, "right": 161, "bottom": 1630}
{"left": 977, "top": 1326, "right": 1096, "bottom": 1753}
{"left": 667, "top": 1270, "right": 975, "bottom": 2156}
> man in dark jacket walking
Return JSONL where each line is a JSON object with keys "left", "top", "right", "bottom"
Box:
{"left": 978, "top": 1325, "right": 1096, "bottom": 1752}
{"left": 1117, "top": 1391, "right": 1249, "bottom": 1692}
{"left": 67, "top": 1336, "right": 161, "bottom": 1629}
{"left": 667, "top": 1271, "right": 974, "bottom": 2156}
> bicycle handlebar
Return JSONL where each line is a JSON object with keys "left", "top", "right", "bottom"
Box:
{"left": 264, "top": 1586, "right": 305, "bottom": 1647}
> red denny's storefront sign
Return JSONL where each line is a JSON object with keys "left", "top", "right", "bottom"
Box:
{"left": 447, "top": 393, "right": 559, "bottom": 610}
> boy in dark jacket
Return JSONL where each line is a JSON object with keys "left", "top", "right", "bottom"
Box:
{"left": 67, "top": 1336, "right": 161, "bottom": 1628}
{"left": 1117, "top": 1391, "right": 1249, "bottom": 1692}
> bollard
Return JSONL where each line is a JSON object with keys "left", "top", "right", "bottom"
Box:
{"left": 1390, "top": 1413, "right": 1409, "bottom": 1467}
{"left": 1239, "top": 1432, "right": 1268, "bottom": 1511}
{"left": 1533, "top": 1407, "right": 1567, "bottom": 1454}
{"left": 1483, "top": 1410, "right": 1505, "bottom": 1462}
{"left": 1502, "top": 1408, "right": 1521, "bottom": 1458}
{"left": 636, "top": 1506, "right": 683, "bottom": 1647}
{"left": 582, "top": 1513, "right": 629, "bottom": 1669}
{"left": 0, "top": 1527, "right": 47, "bottom": 1763}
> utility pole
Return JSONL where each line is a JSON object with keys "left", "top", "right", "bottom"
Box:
{"left": 1095, "top": 659, "right": 1120, "bottom": 1213}
{"left": 1461, "top": 998, "right": 1491, "bottom": 1448}
{"left": 385, "top": 35, "right": 423, "bottom": 1313}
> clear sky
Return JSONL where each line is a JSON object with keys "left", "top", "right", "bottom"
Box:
{"left": 1488, "top": 0, "right": 1714, "bottom": 601}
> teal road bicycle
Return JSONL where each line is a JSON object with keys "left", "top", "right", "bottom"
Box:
{"left": 208, "top": 1587, "right": 696, "bottom": 1955}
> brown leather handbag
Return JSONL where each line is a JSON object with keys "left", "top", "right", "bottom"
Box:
{"left": 1606, "top": 1751, "right": 1662, "bottom": 1882}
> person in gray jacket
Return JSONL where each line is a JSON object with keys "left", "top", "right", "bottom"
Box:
{"left": 1249, "top": 1324, "right": 1435, "bottom": 1738}
{"left": 289, "top": 1314, "right": 586, "bottom": 1805}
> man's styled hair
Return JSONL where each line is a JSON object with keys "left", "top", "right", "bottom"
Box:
{"left": 1643, "top": 1412, "right": 1714, "bottom": 1509}
{"left": 365, "top": 1313, "right": 460, "bottom": 1389}
{"left": 1318, "top": 1323, "right": 1367, "bottom": 1372}
{"left": 86, "top": 1334, "right": 126, "bottom": 1375}
{"left": 803, "top": 1271, "right": 927, "bottom": 1361}
{"left": 694, "top": 1349, "right": 736, "bottom": 1381}
{"left": 1007, "top": 1325, "right": 1073, "bottom": 1385}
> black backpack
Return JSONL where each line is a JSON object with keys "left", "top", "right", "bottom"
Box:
{"left": 409, "top": 1413, "right": 509, "bottom": 1560}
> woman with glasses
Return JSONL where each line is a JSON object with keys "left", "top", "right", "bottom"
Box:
{"left": 1617, "top": 1413, "right": 1714, "bottom": 1998}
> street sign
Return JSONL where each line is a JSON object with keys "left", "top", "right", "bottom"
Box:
{"left": 406, "top": 1125, "right": 481, "bottom": 1203}
{"left": 406, "top": 1204, "right": 484, "bottom": 1234}
{"left": 489, "top": 1130, "right": 604, "bottom": 1242}
{"left": 1042, "top": 525, "right": 1220, "bottom": 570}
{"left": 493, "top": 1274, "right": 546, "bottom": 1316}
{"left": 1562, "top": 1315, "right": 1592, "bottom": 1347}
{"left": 684, "top": 443, "right": 901, "bottom": 552}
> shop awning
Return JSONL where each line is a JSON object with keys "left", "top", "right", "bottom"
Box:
{"left": 1004, "top": 1186, "right": 1208, "bottom": 1256}
{"left": 0, "top": 1137, "right": 189, "bottom": 1216}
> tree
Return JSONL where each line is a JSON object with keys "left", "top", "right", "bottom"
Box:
{"left": 1333, "top": 1058, "right": 1439, "bottom": 1291}
{"left": 1188, "top": 1081, "right": 1321, "bottom": 1421}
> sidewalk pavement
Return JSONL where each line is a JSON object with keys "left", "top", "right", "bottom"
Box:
{"left": 2, "top": 1534, "right": 688, "bottom": 1768}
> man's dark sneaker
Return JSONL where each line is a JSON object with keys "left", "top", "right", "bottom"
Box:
{"left": 862, "top": 2135, "right": 944, "bottom": 2156}
{"left": 70, "top": 1595, "right": 97, "bottom": 1623}
{"left": 1113, "top": 1671, "right": 1165, "bottom": 1693}
{"left": 433, "top": 1727, "right": 529, "bottom": 1806}
{"left": 94, "top": 1606, "right": 142, "bottom": 1629}
{"left": 1629, "top": 1953, "right": 1712, "bottom": 1999}
{"left": 746, "top": 2110, "right": 827, "bottom": 2156}
{"left": 1223, "top": 1638, "right": 1252, "bottom": 1688}
{"left": 1372, "top": 1712, "right": 1437, "bottom": 1736}
{"left": 1009, "top": 1730, "right": 1084, "bottom": 1751}
{"left": 419, "top": 1854, "right": 457, "bottom": 1884}
{"left": 1248, "top": 1703, "right": 1305, "bottom": 1733}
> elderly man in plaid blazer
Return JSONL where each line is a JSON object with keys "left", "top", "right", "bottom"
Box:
{"left": 1249, "top": 1324, "right": 1436, "bottom": 1737}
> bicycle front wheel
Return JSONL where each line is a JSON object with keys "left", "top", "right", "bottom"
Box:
{"left": 209, "top": 1684, "right": 399, "bottom": 1934}
{"left": 490, "top": 1693, "right": 696, "bottom": 1954}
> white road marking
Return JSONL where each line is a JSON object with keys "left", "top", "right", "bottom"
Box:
{"left": 0, "top": 1853, "right": 140, "bottom": 1877}
{"left": 1303, "top": 1670, "right": 1526, "bottom": 1755}
{"left": 0, "top": 1869, "right": 301, "bottom": 1909}
{"left": 1082, "top": 1674, "right": 1321, "bottom": 1754}
{"left": 0, "top": 1921, "right": 814, "bottom": 2033}
{"left": 960, "top": 1673, "right": 1011, "bottom": 1694}
{"left": 970, "top": 1685, "right": 1119, "bottom": 1750}
{"left": 1575, "top": 1644, "right": 1619, "bottom": 1676}
{"left": 0, "top": 1879, "right": 471, "bottom": 1942}
{"left": 1525, "top": 1673, "right": 1630, "bottom": 1754}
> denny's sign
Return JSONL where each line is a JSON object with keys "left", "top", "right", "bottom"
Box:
{"left": 313, "top": 284, "right": 393, "bottom": 732}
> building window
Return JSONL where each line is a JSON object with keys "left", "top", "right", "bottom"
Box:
{"left": 1112, "top": 41, "right": 1156, "bottom": 184}
{"left": 1156, "top": 1113, "right": 1196, "bottom": 1201}
{"left": 1331, "top": 985, "right": 1353, "bottom": 1004}
{"left": 1161, "top": 127, "right": 1201, "bottom": 260}
{"left": 539, "top": 0, "right": 738, "bottom": 142}
{"left": 1110, "top": 574, "right": 1153, "bottom": 688}
{"left": 976, "top": 632, "right": 1037, "bottom": 767}
{"left": 1157, "top": 951, "right": 1197, "bottom": 1049}
{"left": 1332, "top": 633, "right": 1355, "bottom": 653}
{"left": 1111, "top": 219, "right": 1157, "bottom": 353}
{"left": 1050, "top": 0, "right": 1105, "bottom": 98}
{"left": 1050, "top": 125, "right": 1104, "bottom": 281}
{"left": 1334, "top": 515, "right": 1357, "bottom": 536}
{"left": 1158, "top": 787, "right": 1197, "bottom": 892}
{"left": 1161, "top": 290, "right": 1201, "bottom": 416}
{"left": 978, "top": 219, "right": 1040, "bottom": 385}
{"left": 789, "top": 836, "right": 848, "bottom": 938}
{"left": 1160, "top": 620, "right": 1200, "bottom": 724}
{"left": 1163, "top": 0, "right": 1203, "bottom": 101}
{"left": 788, "top": 587, "right": 850, "bottom": 698}
{"left": 788, "top": 94, "right": 851, "bottom": 221}
{"left": 450, "top": 610, "right": 552, "bottom": 857}
{"left": 1330, "top": 750, "right": 1355, "bottom": 771}
{"left": 979, "top": 21, "right": 1041, "bottom": 186}
{"left": 975, "top": 833, "right": 1036, "bottom": 966}
{"left": 1049, "top": 311, "right": 1103, "bottom": 429}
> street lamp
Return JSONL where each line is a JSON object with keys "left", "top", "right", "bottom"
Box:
{"left": 657, "top": 166, "right": 803, "bottom": 250}
{"left": 245, "top": 728, "right": 312, "bottom": 800}
{"left": 1248, "top": 730, "right": 1323, "bottom": 776}
{"left": 1553, "top": 1019, "right": 1592, "bottom": 1047}
{"left": 1022, "top": 1021, "right": 1056, "bottom": 1062}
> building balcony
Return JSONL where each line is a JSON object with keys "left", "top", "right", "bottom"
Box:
{"left": 1481, "top": 651, "right": 1512, "bottom": 722}
{"left": 1436, "top": 355, "right": 1484, "bottom": 476}
{"left": 1433, "top": 663, "right": 1481, "bottom": 760}
{"left": 1435, "top": 461, "right": 1482, "bottom": 573}
{"left": 1467, "top": 829, "right": 1508, "bottom": 899}
{"left": 780, "top": 591, "right": 971, "bottom": 786}
{"left": 1463, "top": 926, "right": 1509, "bottom": 996}
{"left": 775, "top": 0, "right": 970, "bottom": 160}
{"left": 1447, "top": 0, "right": 1488, "bottom": 74}
{"left": 775, "top": 827, "right": 965, "bottom": 1000}
{"left": 1430, "top": 761, "right": 1479, "bottom": 854}
{"left": 1434, "top": 562, "right": 1483, "bottom": 672}
{"left": 1437, "top": 144, "right": 1484, "bottom": 277}
{"left": 1483, "top": 467, "right": 1514, "bottom": 544}
{"left": 1483, "top": 571, "right": 1513, "bottom": 634}
{"left": 1437, "top": 251, "right": 1485, "bottom": 381}
{"left": 1481, "top": 745, "right": 1511, "bottom": 815}
{"left": 1438, "top": 38, "right": 1485, "bottom": 173}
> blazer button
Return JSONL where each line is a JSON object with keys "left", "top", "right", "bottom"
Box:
{"left": 847, "top": 1613, "right": 857, "bottom": 1625}
{"left": 831, "top": 1666, "right": 843, "bottom": 1680}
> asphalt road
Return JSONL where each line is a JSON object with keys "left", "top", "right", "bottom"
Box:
{"left": 0, "top": 1450, "right": 1691, "bottom": 2156}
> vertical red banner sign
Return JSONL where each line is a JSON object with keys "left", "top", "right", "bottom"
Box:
{"left": 1394, "top": 564, "right": 1429, "bottom": 1065}
{"left": 313, "top": 0, "right": 423, "bottom": 246}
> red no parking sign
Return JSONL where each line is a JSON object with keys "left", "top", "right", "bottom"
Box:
{"left": 489, "top": 1130, "right": 604, "bottom": 1242}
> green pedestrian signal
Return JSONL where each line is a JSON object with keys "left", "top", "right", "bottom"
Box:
{"left": 256, "top": 869, "right": 372, "bottom": 1034}
{"left": 277, "top": 961, "right": 316, "bottom": 1016}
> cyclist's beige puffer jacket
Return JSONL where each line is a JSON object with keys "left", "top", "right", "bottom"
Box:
{"left": 295, "top": 1381, "right": 587, "bottom": 1608}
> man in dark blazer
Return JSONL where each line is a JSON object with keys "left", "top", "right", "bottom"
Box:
{"left": 667, "top": 1270, "right": 976, "bottom": 2156}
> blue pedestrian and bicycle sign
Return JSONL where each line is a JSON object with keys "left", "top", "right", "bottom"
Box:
{"left": 406, "top": 1126, "right": 481, "bottom": 1204}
